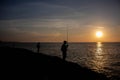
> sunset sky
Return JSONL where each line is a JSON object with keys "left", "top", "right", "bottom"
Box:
{"left": 0, "top": 0, "right": 120, "bottom": 42}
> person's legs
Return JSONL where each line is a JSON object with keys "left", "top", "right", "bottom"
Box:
{"left": 63, "top": 52, "right": 66, "bottom": 61}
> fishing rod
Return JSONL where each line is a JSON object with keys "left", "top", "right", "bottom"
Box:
{"left": 67, "top": 25, "right": 68, "bottom": 42}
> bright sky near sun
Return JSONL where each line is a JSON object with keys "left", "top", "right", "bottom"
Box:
{"left": 0, "top": 0, "right": 120, "bottom": 42}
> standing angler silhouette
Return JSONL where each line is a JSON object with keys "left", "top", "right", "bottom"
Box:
{"left": 37, "top": 42, "right": 40, "bottom": 53}
{"left": 61, "top": 41, "right": 68, "bottom": 61}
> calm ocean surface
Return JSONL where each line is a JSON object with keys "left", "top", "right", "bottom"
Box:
{"left": 1, "top": 42, "right": 120, "bottom": 78}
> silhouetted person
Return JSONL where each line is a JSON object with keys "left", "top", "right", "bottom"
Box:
{"left": 61, "top": 41, "right": 68, "bottom": 61}
{"left": 37, "top": 42, "right": 40, "bottom": 53}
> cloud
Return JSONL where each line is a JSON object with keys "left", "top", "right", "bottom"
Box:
{"left": 0, "top": 25, "right": 63, "bottom": 42}
{"left": 1, "top": 1, "right": 84, "bottom": 20}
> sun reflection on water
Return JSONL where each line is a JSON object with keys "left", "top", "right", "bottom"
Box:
{"left": 96, "top": 42, "right": 102, "bottom": 55}
{"left": 92, "top": 42, "right": 107, "bottom": 73}
{"left": 97, "top": 42, "right": 102, "bottom": 47}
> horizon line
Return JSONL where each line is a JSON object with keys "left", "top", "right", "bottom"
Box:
{"left": 1, "top": 41, "right": 120, "bottom": 43}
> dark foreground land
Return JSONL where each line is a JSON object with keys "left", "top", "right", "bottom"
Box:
{"left": 1, "top": 47, "right": 109, "bottom": 80}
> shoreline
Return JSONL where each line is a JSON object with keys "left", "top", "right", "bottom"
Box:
{"left": 1, "top": 46, "right": 117, "bottom": 80}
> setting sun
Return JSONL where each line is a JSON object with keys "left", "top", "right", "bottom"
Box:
{"left": 96, "top": 31, "right": 103, "bottom": 38}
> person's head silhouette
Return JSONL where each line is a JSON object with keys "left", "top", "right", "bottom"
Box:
{"left": 64, "top": 41, "right": 67, "bottom": 44}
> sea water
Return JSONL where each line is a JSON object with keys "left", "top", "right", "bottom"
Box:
{"left": 1, "top": 42, "right": 120, "bottom": 78}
